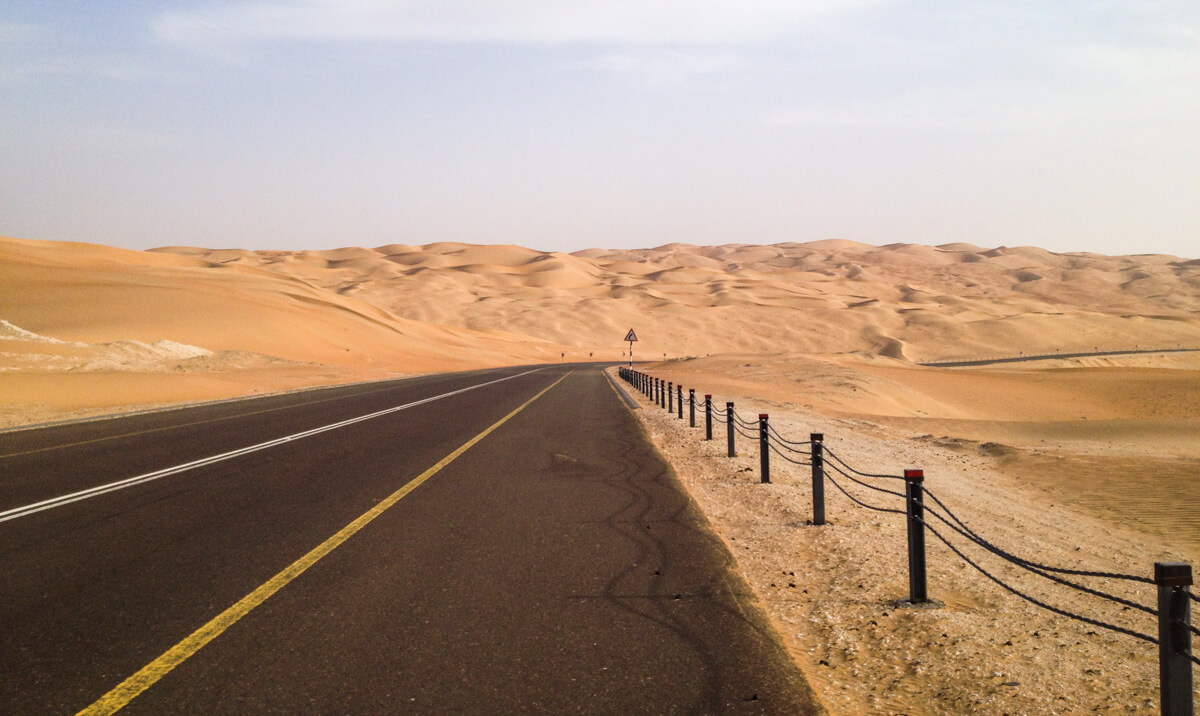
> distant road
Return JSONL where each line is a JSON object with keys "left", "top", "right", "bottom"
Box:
{"left": 918, "top": 347, "right": 1200, "bottom": 368}
{"left": 0, "top": 365, "right": 817, "bottom": 714}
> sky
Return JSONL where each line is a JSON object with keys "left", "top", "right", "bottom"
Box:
{"left": 1, "top": 1, "right": 1198, "bottom": 257}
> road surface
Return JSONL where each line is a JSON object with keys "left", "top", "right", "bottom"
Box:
{"left": 0, "top": 365, "right": 819, "bottom": 714}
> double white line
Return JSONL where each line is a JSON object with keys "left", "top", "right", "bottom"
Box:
{"left": 0, "top": 368, "right": 544, "bottom": 524}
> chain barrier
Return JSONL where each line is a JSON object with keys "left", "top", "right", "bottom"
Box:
{"left": 767, "top": 424, "right": 812, "bottom": 451}
{"left": 913, "top": 512, "right": 1160, "bottom": 647}
{"left": 732, "top": 421, "right": 758, "bottom": 441}
{"left": 824, "top": 472, "right": 907, "bottom": 516}
{"left": 767, "top": 440, "right": 812, "bottom": 466}
{"left": 823, "top": 448, "right": 906, "bottom": 481}
{"left": 920, "top": 503, "right": 1156, "bottom": 616}
{"left": 825, "top": 460, "right": 907, "bottom": 499}
{"left": 921, "top": 488, "right": 1155, "bottom": 585}
{"left": 730, "top": 409, "right": 760, "bottom": 429}
{"left": 618, "top": 368, "right": 1192, "bottom": 679}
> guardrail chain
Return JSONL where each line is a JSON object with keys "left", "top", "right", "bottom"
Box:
{"left": 616, "top": 366, "right": 1195, "bottom": 714}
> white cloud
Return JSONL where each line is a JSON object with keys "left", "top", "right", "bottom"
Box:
{"left": 1067, "top": 43, "right": 1200, "bottom": 84}
{"left": 0, "top": 21, "right": 36, "bottom": 44}
{"left": 762, "top": 87, "right": 1074, "bottom": 132}
{"left": 152, "top": 0, "right": 891, "bottom": 47}
{"left": 583, "top": 50, "right": 741, "bottom": 85}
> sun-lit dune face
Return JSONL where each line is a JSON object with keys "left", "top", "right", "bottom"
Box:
{"left": 138, "top": 239, "right": 1200, "bottom": 363}
{"left": 3, "top": 234, "right": 1199, "bottom": 426}
{"left": 0, "top": 237, "right": 569, "bottom": 391}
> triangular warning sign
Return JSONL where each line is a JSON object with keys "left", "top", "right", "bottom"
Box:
{"left": 624, "top": 329, "right": 638, "bottom": 342}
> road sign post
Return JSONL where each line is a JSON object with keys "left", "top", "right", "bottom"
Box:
{"left": 624, "top": 329, "right": 638, "bottom": 368}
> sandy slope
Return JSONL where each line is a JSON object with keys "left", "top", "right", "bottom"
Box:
{"left": 0, "top": 236, "right": 568, "bottom": 425}
{"left": 628, "top": 353, "right": 1200, "bottom": 713}
{"left": 152, "top": 240, "right": 1200, "bottom": 363}
{"left": 4, "top": 231, "right": 1200, "bottom": 710}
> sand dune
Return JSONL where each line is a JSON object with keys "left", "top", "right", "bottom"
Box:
{"left": 0, "top": 236, "right": 570, "bottom": 425}
{"left": 6, "top": 230, "right": 1200, "bottom": 710}
{"left": 3, "top": 233, "right": 1199, "bottom": 427}
{"left": 141, "top": 240, "right": 1200, "bottom": 364}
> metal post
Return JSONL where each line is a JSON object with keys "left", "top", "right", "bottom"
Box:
{"left": 759, "top": 414, "right": 770, "bottom": 483}
{"left": 810, "top": 434, "right": 825, "bottom": 526}
{"left": 677, "top": 386, "right": 683, "bottom": 419}
{"left": 905, "top": 469, "right": 928, "bottom": 604}
{"left": 689, "top": 389, "right": 696, "bottom": 427}
{"left": 1155, "top": 562, "right": 1193, "bottom": 716}
{"left": 726, "top": 402, "right": 735, "bottom": 457}
{"left": 704, "top": 395, "right": 712, "bottom": 440}
{"left": 667, "top": 382, "right": 673, "bottom": 412}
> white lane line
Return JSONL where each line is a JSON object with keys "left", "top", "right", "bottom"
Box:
{"left": 0, "top": 368, "right": 546, "bottom": 524}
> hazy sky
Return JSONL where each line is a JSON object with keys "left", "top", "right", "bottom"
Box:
{"left": 2, "top": 1, "right": 1197, "bottom": 256}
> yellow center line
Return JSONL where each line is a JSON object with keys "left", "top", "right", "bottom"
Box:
{"left": 77, "top": 371, "right": 571, "bottom": 716}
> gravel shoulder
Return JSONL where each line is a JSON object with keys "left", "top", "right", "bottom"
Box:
{"left": 613, "top": 364, "right": 1197, "bottom": 714}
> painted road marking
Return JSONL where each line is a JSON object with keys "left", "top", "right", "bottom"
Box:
{"left": 77, "top": 371, "right": 569, "bottom": 716}
{"left": 0, "top": 375, "right": 443, "bottom": 459}
{"left": 0, "top": 368, "right": 545, "bottom": 524}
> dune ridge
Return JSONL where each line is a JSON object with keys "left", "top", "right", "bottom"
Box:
{"left": 152, "top": 240, "right": 1200, "bottom": 363}
{"left": 0, "top": 236, "right": 570, "bottom": 425}
{"left": 3, "top": 234, "right": 1199, "bottom": 426}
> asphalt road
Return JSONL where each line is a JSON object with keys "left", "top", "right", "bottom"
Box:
{"left": 0, "top": 365, "right": 819, "bottom": 714}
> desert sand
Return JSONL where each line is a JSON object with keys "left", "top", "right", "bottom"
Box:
{"left": 0, "top": 236, "right": 573, "bottom": 426}
{"left": 3, "top": 233, "right": 1199, "bottom": 712}
{"left": 623, "top": 350, "right": 1200, "bottom": 713}
{"left": 151, "top": 240, "right": 1200, "bottom": 364}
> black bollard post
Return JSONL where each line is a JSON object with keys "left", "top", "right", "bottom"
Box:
{"left": 726, "top": 402, "right": 735, "bottom": 458}
{"left": 704, "top": 395, "right": 713, "bottom": 441}
{"left": 904, "top": 469, "right": 928, "bottom": 604}
{"left": 759, "top": 414, "right": 770, "bottom": 483}
{"left": 689, "top": 389, "right": 696, "bottom": 427}
{"left": 667, "top": 382, "right": 673, "bottom": 412}
{"left": 810, "top": 434, "right": 826, "bottom": 526}
{"left": 1155, "top": 562, "right": 1193, "bottom": 716}
{"left": 677, "top": 385, "right": 683, "bottom": 419}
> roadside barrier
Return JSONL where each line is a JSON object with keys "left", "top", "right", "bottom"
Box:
{"left": 618, "top": 366, "right": 1196, "bottom": 715}
{"left": 920, "top": 345, "right": 1200, "bottom": 368}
